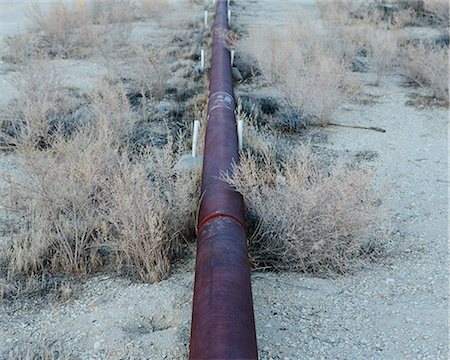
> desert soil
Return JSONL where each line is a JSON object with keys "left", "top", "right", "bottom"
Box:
{"left": 0, "top": 0, "right": 448, "bottom": 359}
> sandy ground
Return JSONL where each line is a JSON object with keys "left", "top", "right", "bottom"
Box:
{"left": 0, "top": 0, "right": 448, "bottom": 359}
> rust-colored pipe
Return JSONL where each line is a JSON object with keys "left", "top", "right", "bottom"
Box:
{"left": 189, "top": 0, "right": 258, "bottom": 359}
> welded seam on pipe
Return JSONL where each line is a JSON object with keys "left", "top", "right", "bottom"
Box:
{"left": 198, "top": 213, "right": 246, "bottom": 233}
{"left": 208, "top": 91, "right": 235, "bottom": 112}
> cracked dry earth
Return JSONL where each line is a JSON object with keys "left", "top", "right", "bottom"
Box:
{"left": 0, "top": 0, "right": 448, "bottom": 359}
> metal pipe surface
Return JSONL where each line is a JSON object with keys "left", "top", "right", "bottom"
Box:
{"left": 189, "top": 0, "right": 258, "bottom": 359}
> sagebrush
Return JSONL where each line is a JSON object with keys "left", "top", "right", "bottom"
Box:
{"left": 224, "top": 137, "right": 384, "bottom": 275}
{"left": 238, "top": 25, "right": 360, "bottom": 125}
{"left": 4, "top": 1, "right": 134, "bottom": 60}
{"left": 1, "top": 62, "right": 86, "bottom": 150}
{"left": 402, "top": 42, "right": 449, "bottom": 102}
{"left": 1, "top": 83, "right": 199, "bottom": 283}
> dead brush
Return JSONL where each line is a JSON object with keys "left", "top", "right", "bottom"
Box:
{"left": 238, "top": 26, "right": 360, "bottom": 126}
{"left": 140, "top": 0, "right": 170, "bottom": 21}
{"left": 424, "top": 0, "right": 449, "bottom": 25}
{"left": 0, "top": 62, "right": 86, "bottom": 150}
{"left": 4, "top": 1, "right": 134, "bottom": 60}
{"left": 107, "top": 142, "right": 199, "bottom": 282}
{"left": 87, "top": 0, "right": 135, "bottom": 45}
{"left": 402, "top": 42, "right": 449, "bottom": 103}
{"left": 223, "top": 142, "right": 384, "bottom": 275}
{"left": 365, "top": 29, "right": 402, "bottom": 79}
{"left": 1, "top": 83, "right": 199, "bottom": 283}
{"left": 139, "top": 0, "right": 196, "bottom": 29}
{"left": 88, "top": 0, "right": 135, "bottom": 24}
{"left": 6, "top": 126, "right": 121, "bottom": 275}
{"left": 127, "top": 45, "right": 170, "bottom": 101}
{"left": 26, "top": 2, "right": 102, "bottom": 58}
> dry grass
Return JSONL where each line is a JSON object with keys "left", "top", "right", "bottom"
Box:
{"left": 318, "top": 0, "right": 449, "bottom": 102}
{"left": 108, "top": 142, "right": 197, "bottom": 282}
{"left": 140, "top": 0, "right": 197, "bottom": 29}
{"left": 140, "top": 0, "right": 170, "bottom": 21}
{"left": 26, "top": 2, "right": 100, "bottom": 58}
{"left": 26, "top": 2, "right": 102, "bottom": 58}
{"left": 0, "top": 0, "right": 206, "bottom": 299}
{"left": 224, "top": 141, "right": 384, "bottom": 275}
{"left": 238, "top": 25, "right": 360, "bottom": 125}
{"left": 365, "top": 29, "right": 402, "bottom": 78}
{"left": 424, "top": 0, "right": 449, "bottom": 25}
{"left": 318, "top": 1, "right": 404, "bottom": 75}
{"left": 1, "top": 62, "right": 86, "bottom": 150}
{"left": 126, "top": 45, "right": 170, "bottom": 101}
{"left": 3, "top": 1, "right": 134, "bottom": 60}
{"left": 87, "top": 0, "right": 135, "bottom": 24}
{"left": 402, "top": 42, "right": 449, "bottom": 102}
{"left": 392, "top": 7, "right": 418, "bottom": 28}
{"left": 1, "top": 82, "right": 199, "bottom": 283}
{"left": 319, "top": 0, "right": 433, "bottom": 28}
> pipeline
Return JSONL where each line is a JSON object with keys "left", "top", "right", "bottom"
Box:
{"left": 189, "top": 0, "right": 258, "bottom": 359}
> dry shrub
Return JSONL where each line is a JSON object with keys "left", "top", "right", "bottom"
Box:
{"left": 5, "top": 84, "right": 133, "bottom": 275}
{"left": 1, "top": 62, "right": 86, "bottom": 150}
{"left": 140, "top": 0, "right": 170, "bottom": 20}
{"left": 2, "top": 32, "right": 38, "bottom": 65}
{"left": 108, "top": 142, "right": 197, "bottom": 282}
{"left": 239, "top": 26, "right": 359, "bottom": 125}
{"left": 2, "top": 83, "right": 198, "bottom": 282}
{"left": 392, "top": 7, "right": 418, "bottom": 28}
{"left": 319, "top": 0, "right": 384, "bottom": 27}
{"left": 318, "top": 0, "right": 447, "bottom": 86}
{"left": 87, "top": 0, "right": 135, "bottom": 44}
{"left": 402, "top": 42, "right": 449, "bottom": 102}
{"left": 4, "top": 1, "right": 134, "bottom": 60}
{"left": 424, "top": 0, "right": 449, "bottom": 25}
{"left": 319, "top": 0, "right": 448, "bottom": 29}
{"left": 127, "top": 45, "right": 170, "bottom": 101}
{"left": 365, "top": 29, "right": 402, "bottom": 77}
{"left": 138, "top": 0, "right": 196, "bottom": 29}
{"left": 325, "top": 23, "right": 367, "bottom": 66}
{"left": 88, "top": 0, "right": 135, "bottom": 24}
{"left": 224, "top": 143, "right": 383, "bottom": 275}
{"left": 26, "top": 2, "right": 102, "bottom": 58}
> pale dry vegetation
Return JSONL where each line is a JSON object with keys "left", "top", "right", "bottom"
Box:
{"left": 0, "top": 81, "right": 199, "bottom": 288}
{"left": 226, "top": 107, "right": 385, "bottom": 274}
{"left": 140, "top": 0, "right": 170, "bottom": 21}
{"left": 238, "top": 24, "right": 360, "bottom": 126}
{"left": 365, "top": 29, "right": 403, "bottom": 78}
{"left": 0, "top": 0, "right": 208, "bottom": 300}
{"left": 224, "top": 135, "right": 383, "bottom": 275}
{"left": 139, "top": 0, "right": 197, "bottom": 28}
{"left": 124, "top": 45, "right": 171, "bottom": 101}
{"left": 320, "top": 0, "right": 448, "bottom": 28}
{"left": 4, "top": 0, "right": 167, "bottom": 63}
{"left": 402, "top": 42, "right": 448, "bottom": 102}
{"left": 1, "top": 62, "right": 87, "bottom": 149}
{"left": 3, "top": 0, "right": 136, "bottom": 61}
{"left": 317, "top": 0, "right": 449, "bottom": 103}
{"left": 2, "top": 0, "right": 201, "bottom": 63}
{"left": 424, "top": 0, "right": 449, "bottom": 24}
